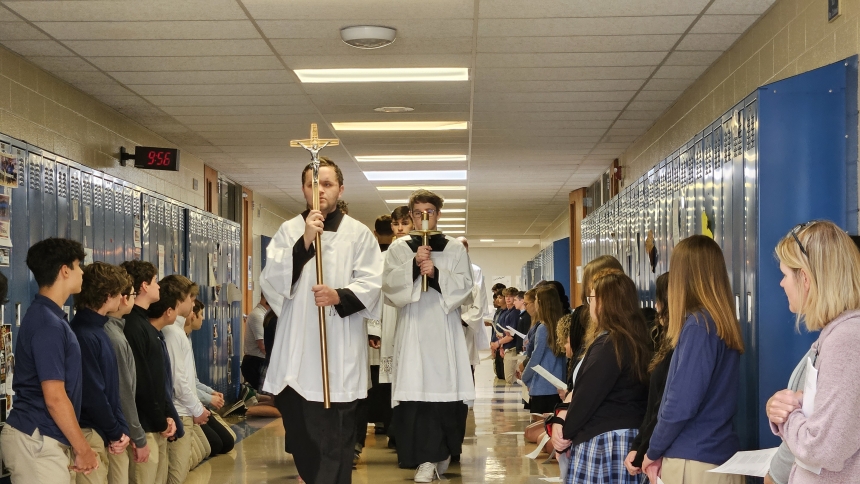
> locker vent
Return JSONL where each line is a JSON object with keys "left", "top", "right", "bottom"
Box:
{"left": 93, "top": 181, "right": 102, "bottom": 208}
{"left": 82, "top": 175, "right": 92, "bottom": 206}
{"left": 70, "top": 171, "right": 81, "bottom": 201}
{"left": 104, "top": 181, "right": 114, "bottom": 212}
{"left": 57, "top": 169, "right": 68, "bottom": 199}
{"left": 43, "top": 160, "right": 54, "bottom": 196}
{"left": 28, "top": 155, "right": 40, "bottom": 191}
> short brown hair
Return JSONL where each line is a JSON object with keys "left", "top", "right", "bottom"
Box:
{"left": 74, "top": 262, "right": 128, "bottom": 311}
{"left": 193, "top": 299, "right": 204, "bottom": 316}
{"left": 502, "top": 287, "right": 519, "bottom": 297}
{"left": 301, "top": 157, "right": 343, "bottom": 186}
{"left": 147, "top": 274, "right": 193, "bottom": 319}
{"left": 408, "top": 189, "right": 443, "bottom": 211}
{"left": 121, "top": 260, "right": 157, "bottom": 295}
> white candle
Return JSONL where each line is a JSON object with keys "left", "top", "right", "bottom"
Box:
{"left": 422, "top": 218, "right": 429, "bottom": 231}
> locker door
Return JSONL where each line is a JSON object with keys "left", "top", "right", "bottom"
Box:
{"left": 113, "top": 180, "right": 124, "bottom": 265}
{"left": 178, "top": 207, "right": 186, "bottom": 278}
{"left": 712, "top": 122, "right": 724, "bottom": 249}
{"left": 40, "top": 155, "right": 58, "bottom": 240}
{"left": 123, "top": 185, "right": 134, "bottom": 263}
{"left": 132, "top": 190, "right": 141, "bottom": 261}
{"left": 671, "top": 154, "right": 680, "bottom": 248}
{"left": 80, "top": 171, "right": 93, "bottom": 262}
{"left": 102, "top": 178, "right": 115, "bottom": 264}
{"left": 703, "top": 130, "right": 715, "bottom": 243}
{"left": 141, "top": 194, "right": 151, "bottom": 263}
{"left": 693, "top": 135, "right": 704, "bottom": 235}
{"left": 27, "top": 152, "right": 43, "bottom": 248}
{"left": 92, "top": 175, "right": 105, "bottom": 263}
{"left": 56, "top": 161, "right": 70, "bottom": 239}
{"left": 69, "top": 168, "right": 82, "bottom": 245}
{"left": 658, "top": 161, "right": 668, "bottom": 276}
{"left": 7, "top": 142, "right": 29, "bottom": 337}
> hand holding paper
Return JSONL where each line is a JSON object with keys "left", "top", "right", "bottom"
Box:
{"left": 533, "top": 365, "right": 567, "bottom": 390}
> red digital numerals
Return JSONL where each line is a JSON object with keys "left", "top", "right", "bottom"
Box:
{"left": 147, "top": 150, "right": 172, "bottom": 166}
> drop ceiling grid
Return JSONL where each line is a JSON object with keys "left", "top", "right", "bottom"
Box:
{"left": 0, "top": 0, "right": 778, "bottom": 235}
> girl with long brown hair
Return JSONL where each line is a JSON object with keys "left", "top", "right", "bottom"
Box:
{"left": 550, "top": 269, "right": 651, "bottom": 484}
{"left": 521, "top": 285, "right": 568, "bottom": 414}
{"left": 641, "top": 235, "right": 744, "bottom": 484}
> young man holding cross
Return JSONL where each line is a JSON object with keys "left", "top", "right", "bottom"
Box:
{"left": 260, "top": 158, "right": 383, "bottom": 484}
{"left": 383, "top": 189, "right": 475, "bottom": 482}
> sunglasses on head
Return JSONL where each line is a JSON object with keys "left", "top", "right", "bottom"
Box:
{"left": 790, "top": 221, "right": 819, "bottom": 258}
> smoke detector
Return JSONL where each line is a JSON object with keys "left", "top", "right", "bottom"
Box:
{"left": 340, "top": 26, "right": 397, "bottom": 49}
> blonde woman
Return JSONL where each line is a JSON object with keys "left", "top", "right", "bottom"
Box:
{"left": 766, "top": 220, "right": 860, "bottom": 483}
{"left": 641, "top": 236, "right": 744, "bottom": 484}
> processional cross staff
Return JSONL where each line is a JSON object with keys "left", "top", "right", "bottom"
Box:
{"left": 291, "top": 123, "right": 339, "bottom": 408}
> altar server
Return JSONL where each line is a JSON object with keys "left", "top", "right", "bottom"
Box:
{"left": 383, "top": 189, "right": 475, "bottom": 483}
{"left": 261, "top": 158, "right": 383, "bottom": 484}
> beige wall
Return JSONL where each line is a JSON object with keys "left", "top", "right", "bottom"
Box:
{"left": 621, "top": 0, "right": 860, "bottom": 184}
{"left": 540, "top": 209, "right": 570, "bottom": 249}
{"left": 468, "top": 246, "right": 540, "bottom": 291}
{"left": 0, "top": 45, "right": 206, "bottom": 208}
{"left": 250, "top": 195, "right": 294, "bottom": 305}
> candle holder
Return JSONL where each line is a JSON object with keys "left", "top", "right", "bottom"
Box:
{"left": 410, "top": 211, "right": 441, "bottom": 292}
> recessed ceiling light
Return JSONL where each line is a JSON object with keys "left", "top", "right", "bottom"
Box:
{"left": 333, "top": 121, "right": 467, "bottom": 131}
{"left": 295, "top": 67, "right": 469, "bottom": 83}
{"left": 356, "top": 154, "right": 468, "bottom": 162}
{"left": 376, "top": 185, "right": 466, "bottom": 191}
{"left": 374, "top": 106, "right": 414, "bottom": 113}
{"left": 480, "top": 239, "right": 495, "bottom": 242}
{"left": 364, "top": 171, "right": 467, "bottom": 181}
{"left": 439, "top": 217, "right": 466, "bottom": 221}
{"left": 340, "top": 26, "right": 397, "bottom": 49}
{"left": 438, "top": 224, "right": 466, "bottom": 228}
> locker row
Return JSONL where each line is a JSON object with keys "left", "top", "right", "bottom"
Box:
{"left": 0, "top": 132, "right": 243, "bottom": 404}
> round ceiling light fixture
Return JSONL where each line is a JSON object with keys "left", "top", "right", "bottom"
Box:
{"left": 374, "top": 106, "right": 414, "bottom": 113}
{"left": 340, "top": 25, "right": 397, "bottom": 49}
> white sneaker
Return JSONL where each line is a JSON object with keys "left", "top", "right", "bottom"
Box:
{"left": 414, "top": 462, "right": 438, "bottom": 483}
{"left": 435, "top": 456, "right": 451, "bottom": 476}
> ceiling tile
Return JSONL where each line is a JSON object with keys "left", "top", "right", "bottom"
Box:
{"left": 63, "top": 39, "right": 273, "bottom": 57}
{"left": 474, "top": 66, "right": 655, "bottom": 81}
{"left": 3, "top": 0, "right": 247, "bottom": 21}
{"left": 664, "top": 50, "right": 722, "bottom": 65}
{"left": 36, "top": 20, "right": 261, "bottom": 41}
{"left": 109, "top": 70, "right": 293, "bottom": 85}
{"left": 0, "top": 21, "right": 50, "bottom": 41}
{"left": 479, "top": 0, "right": 710, "bottom": 17}
{"left": 477, "top": 35, "right": 680, "bottom": 53}
{"left": 676, "top": 33, "right": 741, "bottom": 51}
{"left": 242, "top": 0, "right": 474, "bottom": 20}
{"left": 706, "top": 0, "right": 777, "bottom": 15}
{"left": 281, "top": 54, "right": 473, "bottom": 69}
{"left": 270, "top": 37, "right": 472, "bottom": 57}
{"left": 91, "top": 56, "right": 285, "bottom": 72}
{"left": 690, "top": 14, "right": 760, "bottom": 34}
{"left": 478, "top": 16, "right": 696, "bottom": 37}
{"left": 476, "top": 52, "right": 666, "bottom": 68}
{"left": 1, "top": 39, "right": 73, "bottom": 56}
{"left": 256, "top": 19, "right": 474, "bottom": 39}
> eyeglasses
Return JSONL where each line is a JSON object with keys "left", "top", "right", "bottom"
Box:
{"left": 586, "top": 295, "right": 596, "bottom": 304}
{"left": 411, "top": 209, "right": 437, "bottom": 217}
{"left": 790, "top": 221, "right": 818, "bottom": 258}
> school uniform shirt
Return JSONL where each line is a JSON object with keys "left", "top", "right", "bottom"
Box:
{"left": 6, "top": 295, "right": 82, "bottom": 446}
{"left": 104, "top": 316, "right": 147, "bottom": 448}
{"left": 383, "top": 234, "right": 475, "bottom": 405}
{"left": 261, "top": 209, "right": 383, "bottom": 403}
{"left": 71, "top": 307, "right": 129, "bottom": 446}
{"left": 123, "top": 304, "right": 172, "bottom": 434}
{"left": 163, "top": 316, "right": 205, "bottom": 418}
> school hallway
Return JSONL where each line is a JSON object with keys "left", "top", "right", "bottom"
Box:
{"left": 187, "top": 355, "right": 559, "bottom": 483}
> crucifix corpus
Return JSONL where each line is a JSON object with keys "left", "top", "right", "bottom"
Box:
{"left": 290, "top": 123, "right": 339, "bottom": 408}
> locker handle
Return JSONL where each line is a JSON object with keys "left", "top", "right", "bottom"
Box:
{"left": 747, "top": 292, "right": 752, "bottom": 323}
{"left": 15, "top": 303, "right": 21, "bottom": 327}
{"left": 734, "top": 295, "right": 740, "bottom": 321}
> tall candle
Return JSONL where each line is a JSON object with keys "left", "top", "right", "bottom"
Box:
{"left": 422, "top": 218, "right": 429, "bottom": 231}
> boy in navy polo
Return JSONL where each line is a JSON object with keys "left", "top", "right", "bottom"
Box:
{"left": 71, "top": 262, "right": 131, "bottom": 484}
{"left": 0, "top": 238, "right": 98, "bottom": 483}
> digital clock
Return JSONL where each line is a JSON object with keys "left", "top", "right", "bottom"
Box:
{"left": 119, "top": 146, "right": 180, "bottom": 171}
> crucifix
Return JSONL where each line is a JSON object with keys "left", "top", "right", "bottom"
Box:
{"left": 290, "top": 123, "right": 339, "bottom": 408}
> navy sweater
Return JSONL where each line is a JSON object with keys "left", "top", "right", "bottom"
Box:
{"left": 646, "top": 310, "right": 740, "bottom": 465}
{"left": 71, "top": 307, "right": 129, "bottom": 445}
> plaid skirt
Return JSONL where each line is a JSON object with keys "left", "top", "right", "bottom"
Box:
{"left": 565, "top": 428, "right": 645, "bottom": 484}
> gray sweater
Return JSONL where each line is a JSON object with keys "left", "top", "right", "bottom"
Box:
{"left": 768, "top": 347, "right": 815, "bottom": 484}
{"left": 773, "top": 310, "right": 860, "bottom": 484}
{"left": 104, "top": 316, "right": 147, "bottom": 448}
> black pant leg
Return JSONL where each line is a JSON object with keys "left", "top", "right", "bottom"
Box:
{"left": 354, "top": 396, "right": 369, "bottom": 450}
{"left": 206, "top": 417, "right": 235, "bottom": 454}
{"left": 200, "top": 422, "right": 222, "bottom": 456}
{"left": 241, "top": 355, "right": 265, "bottom": 390}
{"left": 276, "top": 388, "right": 317, "bottom": 480}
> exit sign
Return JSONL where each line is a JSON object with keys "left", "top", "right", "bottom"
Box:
{"left": 829, "top": 0, "right": 840, "bottom": 22}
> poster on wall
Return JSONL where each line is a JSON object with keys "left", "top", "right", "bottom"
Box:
{"left": 0, "top": 189, "right": 12, "bottom": 248}
{"left": 157, "top": 245, "right": 165, "bottom": 279}
{"left": 0, "top": 152, "right": 18, "bottom": 188}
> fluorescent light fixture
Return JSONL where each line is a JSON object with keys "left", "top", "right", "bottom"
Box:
{"left": 364, "top": 170, "right": 467, "bottom": 182}
{"left": 443, "top": 208, "right": 466, "bottom": 213}
{"left": 480, "top": 239, "right": 495, "bottom": 242}
{"left": 439, "top": 217, "right": 466, "bottom": 221}
{"left": 376, "top": 185, "right": 466, "bottom": 191}
{"left": 356, "top": 155, "right": 468, "bottom": 163}
{"left": 447, "top": 230, "right": 466, "bottom": 234}
{"left": 438, "top": 224, "right": 465, "bottom": 228}
{"left": 295, "top": 67, "right": 469, "bottom": 83}
{"left": 386, "top": 198, "right": 466, "bottom": 204}
{"left": 332, "top": 121, "right": 467, "bottom": 131}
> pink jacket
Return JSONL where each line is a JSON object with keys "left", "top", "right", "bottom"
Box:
{"left": 773, "top": 309, "right": 860, "bottom": 484}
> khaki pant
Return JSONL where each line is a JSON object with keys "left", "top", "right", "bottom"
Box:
{"left": 0, "top": 424, "right": 74, "bottom": 484}
{"left": 106, "top": 445, "right": 129, "bottom": 484}
{"left": 75, "top": 428, "right": 109, "bottom": 484}
{"left": 129, "top": 432, "right": 167, "bottom": 484}
{"left": 166, "top": 417, "right": 194, "bottom": 484}
{"left": 662, "top": 457, "right": 746, "bottom": 484}
{"left": 503, "top": 348, "right": 518, "bottom": 384}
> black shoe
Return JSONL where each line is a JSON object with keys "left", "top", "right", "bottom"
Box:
{"left": 451, "top": 454, "right": 460, "bottom": 464}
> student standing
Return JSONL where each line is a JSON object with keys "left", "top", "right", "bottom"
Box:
{"left": 641, "top": 236, "right": 745, "bottom": 484}
{"left": 156, "top": 274, "right": 209, "bottom": 484}
{"left": 0, "top": 238, "right": 98, "bottom": 483}
{"left": 103, "top": 270, "right": 150, "bottom": 484}
{"left": 260, "top": 158, "right": 383, "bottom": 484}
{"left": 71, "top": 262, "right": 132, "bottom": 484}
{"left": 383, "top": 189, "right": 474, "bottom": 482}
{"left": 521, "top": 285, "right": 567, "bottom": 414}
{"left": 241, "top": 295, "right": 269, "bottom": 391}
{"left": 120, "top": 260, "right": 179, "bottom": 484}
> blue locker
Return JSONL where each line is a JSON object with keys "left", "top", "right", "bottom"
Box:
{"left": 56, "top": 160, "right": 70, "bottom": 240}
{"left": 92, "top": 175, "right": 105, "bottom": 263}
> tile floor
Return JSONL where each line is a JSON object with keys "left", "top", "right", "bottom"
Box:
{"left": 186, "top": 357, "right": 562, "bottom": 483}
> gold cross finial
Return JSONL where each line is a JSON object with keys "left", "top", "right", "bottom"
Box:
{"left": 290, "top": 123, "right": 339, "bottom": 154}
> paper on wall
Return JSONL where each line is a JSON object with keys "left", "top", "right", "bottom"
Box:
{"left": 533, "top": 365, "right": 567, "bottom": 390}
{"left": 706, "top": 447, "right": 779, "bottom": 477}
